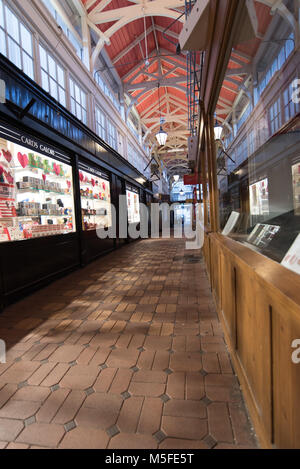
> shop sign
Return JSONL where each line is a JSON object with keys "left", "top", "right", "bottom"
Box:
{"left": 184, "top": 173, "right": 201, "bottom": 186}
{"left": 0, "top": 123, "right": 69, "bottom": 162}
{"left": 126, "top": 184, "right": 139, "bottom": 194}
{"left": 78, "top": 162, "right": 109, "bottom": 181}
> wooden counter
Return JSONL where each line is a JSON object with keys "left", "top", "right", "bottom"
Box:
{"left": 203, "top": 232, "right": 300, "bottom": 449}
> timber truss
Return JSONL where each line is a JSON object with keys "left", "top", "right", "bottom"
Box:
{"left": 47, "top": 0, "right": 199, "bottom": 176}
{"left": 85, "top": 0, "right": 191, "bottom": 175}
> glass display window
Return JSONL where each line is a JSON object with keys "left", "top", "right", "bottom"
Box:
{"left": 0, "top": 136, "right": 75, "bottom": 243}
{"left": 214, "top": 1, "right": 300, "bottom": 271}
{"left": 79, "top": 166, "right": 112, "bottom": 231}
{"left": 126, "top": 187, "right": 140, "bottom": 224}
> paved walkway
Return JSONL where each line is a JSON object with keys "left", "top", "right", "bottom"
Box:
{"left": 0, "top": 238, "right": 257, "bottom": 449}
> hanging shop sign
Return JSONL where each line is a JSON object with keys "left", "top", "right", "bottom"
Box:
{"left": 184, "top": 173, "right": 201, "bottom": 186}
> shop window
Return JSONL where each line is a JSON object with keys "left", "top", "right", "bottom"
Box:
{"left": 269, "top": 98, "right": 282, "bottom": 135}
{"left": 0, "top": 1, "right": 34, "bottom": 79}
{"left": 107, "top": 119, "right": 117, "bottom": 151}
{"left": 39, "top": 45, "right": 66, "bottom": 107}
{"left": 0, "top": 135, "right": 76, "bottom": 242}
{"left": 79, "top": 167, "right": 112, "bottom": 231}
{"left": 95, "top": 106, "right": 106, "bottom": 141}
{"left": 69, "top": 78, "right": 87, "bottom": 124}
{"left": 215, "top": 6, "right": 300, "bottom": 274}
{"left": 126, "top": 187, "right": 140, "bottom": 224}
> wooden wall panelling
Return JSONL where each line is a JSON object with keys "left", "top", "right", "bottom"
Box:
{"left": 210, "top": 235, "right": 221, "bottom": 311}
{"left": 203, "top": 233, "right": 211, "bottom": 279}
{"left": 206, "top": 233, "right": 300, "bottom": 448}
{"left": 241, "top": 275, "right": 272, "bottom": 444}
{"left": 219, "top": 247, "right": 236, "bottom": 346}
{"left": 272, "top": 302, "right": 300, "bottom": 448}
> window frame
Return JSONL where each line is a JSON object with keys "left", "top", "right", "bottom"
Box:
{"left": 69, "top": 76, "right": 88, "bottom": 125}
{"left": 95, "top": 105, "right": 107, "bottom": 141}
{"left": 39, "top": 43, "right": 66, "bottom": 107}
{"left": 283, "top": 80, "right": 300, "bottom": 123}
{"left": 269, "top": 97, "right": 282, "bottom": 135}
{"left": 0, "top": 0, "right": 34, "bottom": 79}
{"left": 107, "top": 118, "right": 117, "bottom": 151}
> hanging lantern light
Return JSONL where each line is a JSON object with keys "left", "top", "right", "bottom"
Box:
{"left": 173, "top": 175, "right": 180, "bottom": 182}
{"left": 156, "top": 126, "right": 168, "bottom": 146}
{"left": 214, "top": 119, "right": 223, "bottom": 141}
{"left": 155, "top": 83, "right": 167, "bottom": 146}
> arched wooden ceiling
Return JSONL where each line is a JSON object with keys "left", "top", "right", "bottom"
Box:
{"left": 82, "top": 0, "right": 190, "bottom": 175}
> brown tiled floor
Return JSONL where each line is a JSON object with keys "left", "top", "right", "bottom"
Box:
{"left": 0, "top": 238, "right": 257, "bottom": 449}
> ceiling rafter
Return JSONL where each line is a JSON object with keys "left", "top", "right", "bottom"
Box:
{"left": 112, "top": 25, "right": 154, "bottom": 64}
{"left": 89, "top": 0, "right": 185, "bottom": 24}
{"left": 124, "top": 75, "right": 186, "bottom": 92}
{"left": 122, "top": 50, "right": 158, "bottom": 81}
{"left": 82, "top": 0, "right": 191, "bottom": 175}
{"left": 86, "top": 0, "right": 112, "bottom": 12}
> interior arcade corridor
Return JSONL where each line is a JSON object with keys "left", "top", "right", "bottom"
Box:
{"left": 0, "top": 237, "right": 256, "bottom": 449}
{"left": 0, "top": 0, "right": 299, "bottom": 452}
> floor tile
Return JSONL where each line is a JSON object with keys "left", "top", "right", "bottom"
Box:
{"left": 0, "top": 238, "right": 257, "bottom": 449}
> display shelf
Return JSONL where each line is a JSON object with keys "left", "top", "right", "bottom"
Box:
{"left": 17, "top": 188, "right": 70, "bottom": 195}
{"left": 14, "top": 167, "right": 66, "bottom": 176}
{"left": 81, "top": 196, "right": 109, "bottom": 201}
{"left": 83, "top": 215, "right": 106, "bottom": 217}
{"left": 1, "top": 216, "right": 36, "bottom": 220}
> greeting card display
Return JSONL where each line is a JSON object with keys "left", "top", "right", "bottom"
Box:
{"left": 222, "top": 211, "right": 240, "bottom": 236}
{"left": 247, "top": 223, "right": 280, "bottom": 249}
{"left": 126, "top": 189, "right": 140, "bottom": 224}
{"left": 281, "top": 234, "right": 300, "bottom": 275}
{"left": 0, "top": 136, "right": 76, "bottom": 242}
{"left": 79, "top": 167, "right": 112, "bottom": 231}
